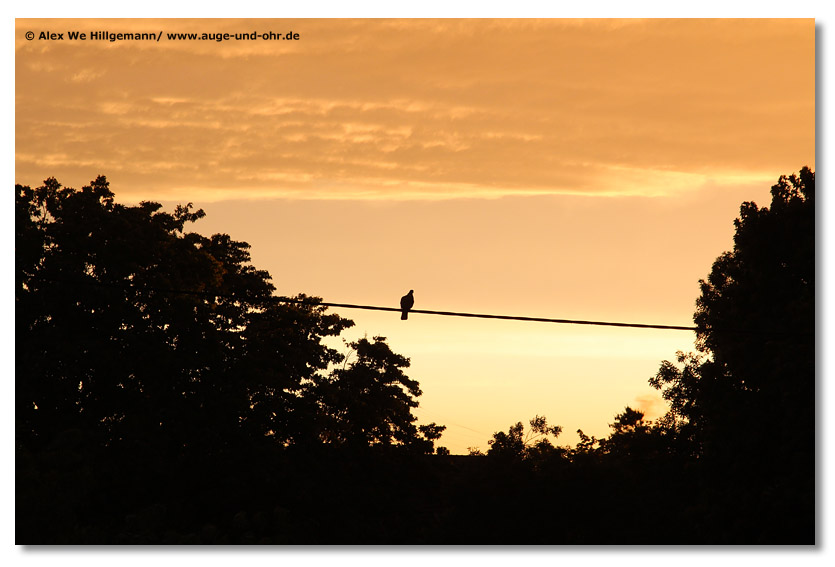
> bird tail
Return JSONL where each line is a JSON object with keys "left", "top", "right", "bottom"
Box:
{"left": 401, "top": 311, "right": 408, "bottom": 320}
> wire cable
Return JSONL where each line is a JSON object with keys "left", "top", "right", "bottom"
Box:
{"left": 33, "top": 276, "right": 698, "bottom": 331}
{"left": 278, "top": 298, "right": 697, "bottom": 331}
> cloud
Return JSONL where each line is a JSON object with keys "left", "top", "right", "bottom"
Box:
{"left": 633, "top": 394, "right": 666, "bottom": 420}
{"left": 15, "top": 18, "right": 814, "bottom": 201}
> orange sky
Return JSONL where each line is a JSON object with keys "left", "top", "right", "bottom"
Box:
{"left": 15, "top": 18, "right": 816, "bottom": 453}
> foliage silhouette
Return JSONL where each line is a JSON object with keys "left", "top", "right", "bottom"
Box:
{"left": 17, "top": 177, "right": 448, "bottom": 543}
{"left": 694, "top": 167, "right": 815, "bottom": 463}
{"left": 466, "top": 167, "right": 815, "bottom": 544}
{"left": 486, "top": 415, "right": 563, "bottom": 463}
{"left": 17, "top": 176, "right": 360, "bottom": 454}
{"left": 313, "top": 336, "right": 445, "bottom": 450}
{"left": 645, "top": 168, "right": 815, "bottom": 542}
{"left": 17, "top": 168, "right": 815, "bottom": 544}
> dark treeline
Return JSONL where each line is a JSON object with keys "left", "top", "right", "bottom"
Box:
{"left": 16, "top": 168, "right": 815, "bottom": 544}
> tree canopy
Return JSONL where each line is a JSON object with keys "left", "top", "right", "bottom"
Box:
{"left": 16, "top": 176, "right": 443, "bottom": 456}
{"left": 468, "top": 167, "right": 815, "bottom": 543}
{"left": 650, "top": 167, "right": 815, "bottom": 465}
{"left": 17, "top": 169, "right": 814, "bottom": 544}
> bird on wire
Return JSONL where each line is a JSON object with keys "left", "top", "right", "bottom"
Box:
{"left": 400, "top": 290, "right": 414, "bottom": 320}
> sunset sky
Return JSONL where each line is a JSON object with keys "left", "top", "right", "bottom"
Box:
{"left": 14, "top": 18, "right": 816, "bottom": 454}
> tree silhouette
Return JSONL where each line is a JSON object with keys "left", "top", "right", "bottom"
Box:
{"left": 17, "top": 170, "right": 815, "bottom": 544}
{"left": 314, "top": 336, "right": 445, "bottom": 452}
{"left": 17, "top": 176, "right": 454, "bottom": 544}
{"left": 648, "top": 167, "right": 815, "bottom": 542}
{"left": 466, "top": 168, "right": 816, "bottom": 544}
{"left": 649, "top": 169, "right": 815, "bottom": 463}
{"left": 694, "top": 167, "right": 814, "bottom": 462}
{"left": 487, "top": 415, "right": 563, "bottom": 462}
{"left": 16, "top": 177, "right": 440, "bottom": 455}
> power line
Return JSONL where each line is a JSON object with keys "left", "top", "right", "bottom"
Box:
{"left": 34, "top": 276, "right": 698, "bottom": 331}
{"left": 277, "top": 298, "right": 698, "bottom": 331}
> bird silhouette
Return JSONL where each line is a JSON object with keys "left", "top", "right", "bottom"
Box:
{"left": 400, "top": 290, "right": 414, "bottom": 320}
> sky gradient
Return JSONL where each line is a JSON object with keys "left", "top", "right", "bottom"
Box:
{"left": 15, "top": 18, "right": 816, "bottom": 453}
